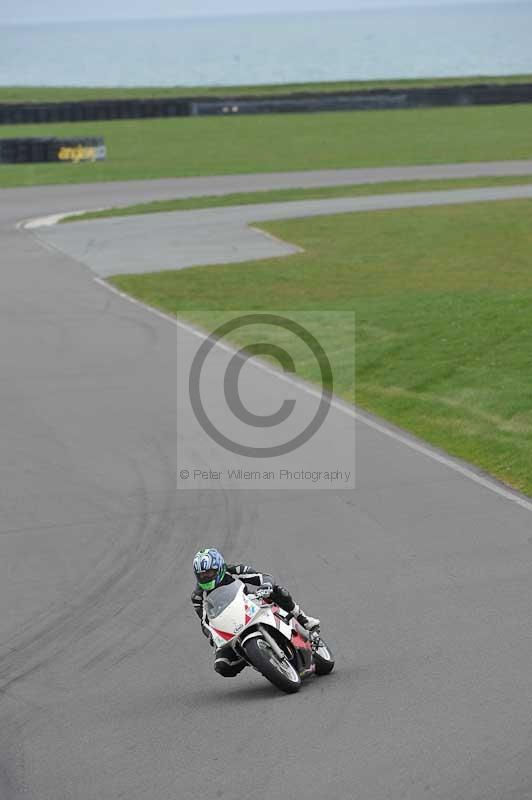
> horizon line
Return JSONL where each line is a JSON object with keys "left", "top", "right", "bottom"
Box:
{"left": 2, "top": 0, "right": 527, "bottom": 28}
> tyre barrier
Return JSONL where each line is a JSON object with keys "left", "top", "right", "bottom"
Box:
{"left": 0, "top": 98, "right": 190, "bottom": 125}
{"left": 0, "top": 137, "right": 106, "bottom": 164}
{"left": 1, "top": 83, "right": 532, "bottom": 125}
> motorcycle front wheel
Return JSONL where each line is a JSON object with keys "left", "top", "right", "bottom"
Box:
{"left": 243, "top": 636, "right": 301, "bottom": 694}
{"left": 313, "top": 638, "right": 335, "bottom": 675}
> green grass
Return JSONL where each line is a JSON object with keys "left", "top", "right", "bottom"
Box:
{"left": 61, "top": 176, "right": 532, "bottom": 222}
{"left": 1, "top": 104, "right": 532, "bottom": 188}
{"left": 2, "top": 74, "right": 531, "bottom": 103}
{"left": 109, "top": 199, "right": 532, "bottom": 496}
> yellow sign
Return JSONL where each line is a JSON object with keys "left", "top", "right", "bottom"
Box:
{"left": 57, "top": 144, "right": 106, "bottom": 163}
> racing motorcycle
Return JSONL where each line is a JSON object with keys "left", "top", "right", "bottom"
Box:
{"left": 205, "top": 579, "right": 334, "bottom": 694}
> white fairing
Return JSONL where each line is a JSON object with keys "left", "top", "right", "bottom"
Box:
{"left": 206, "top": 580, "right": 284, "bottom": 649}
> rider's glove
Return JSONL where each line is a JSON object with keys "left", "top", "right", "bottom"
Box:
{"left": 256, "top": 581, "right": 274, "bottom": 599}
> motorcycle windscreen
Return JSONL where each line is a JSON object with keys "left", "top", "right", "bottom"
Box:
{"left": 206, "top": 581, "right": 242, "bottom": 619}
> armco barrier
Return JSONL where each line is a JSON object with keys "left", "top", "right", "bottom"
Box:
{"left": 1, "top": 84, "right": 532, "bottom": 124}
{"left": 0, "top": 137, "right": 106, "bottom": 164}
{"left": 191, "top": 83, "right": 532, "bottom": 116}
{"left": 190, "top": 93, "right": 409, "bottom": 115}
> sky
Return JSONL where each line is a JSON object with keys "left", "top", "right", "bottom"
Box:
{"left": 2, "top": 0, "right": 518, "bottom": 25}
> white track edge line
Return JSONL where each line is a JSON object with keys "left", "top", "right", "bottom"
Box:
{"left": 23, "top": 209, "right": 107, "bottom": 229}
{"left": 93, "top": 276, "right": 532, "bottom": 513}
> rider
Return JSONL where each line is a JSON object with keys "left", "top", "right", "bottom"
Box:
{"left": 191, "top": 548, "right": 320, "bottom": 677}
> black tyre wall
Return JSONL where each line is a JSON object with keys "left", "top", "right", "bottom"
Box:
{"left": 1, "top": 83, "right": 532, "bottom": 125}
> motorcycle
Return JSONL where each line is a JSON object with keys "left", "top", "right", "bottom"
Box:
{"left": 205, "top": 579, "right": 334, "bottom": 694}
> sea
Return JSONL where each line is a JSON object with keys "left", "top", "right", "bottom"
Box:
{"left": 1, "top": 3, "right": 532, "bottom": 88}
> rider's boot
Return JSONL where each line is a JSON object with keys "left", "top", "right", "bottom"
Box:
{"left": 293, "top": 604, "right": 320, "bottom": 632}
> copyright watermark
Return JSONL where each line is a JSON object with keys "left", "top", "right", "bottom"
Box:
{"left": 177, "top": 311, "right": 355, "bottom": 490}
{"left": 179, "top": 468, "right": 353, "bottom": 485}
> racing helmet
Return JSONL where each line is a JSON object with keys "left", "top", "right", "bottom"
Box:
{"left": 193, "top": 548, "right": 226, "bottom": 591}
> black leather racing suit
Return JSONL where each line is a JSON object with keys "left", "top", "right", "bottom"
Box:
{"left": 191, "top": 564, "right": 298, "bottom": 677}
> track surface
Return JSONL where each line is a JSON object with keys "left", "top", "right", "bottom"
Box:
{"left": 34, "top": 183, "right": 532, "bottom": 275}
{"left": 2, "top": 164, "right": 532, "bottom": 800}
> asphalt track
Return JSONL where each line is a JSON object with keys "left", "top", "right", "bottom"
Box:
{"left": 32, "top": 183, "right": 532, "bottom": 275}
{"left": 2, "top": 162, "right": 532, "bottom": 800}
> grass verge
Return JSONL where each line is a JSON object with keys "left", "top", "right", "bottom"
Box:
{"left": 1, "top": 104, "right": 532, "bottom": 188}
{"left": 61, "top": 176, "right": 532, "bottom": 222}
{"left": 2, "top": 74, "right": 532, "bottom": 104}
{"left": 109, "top": 199, "right": 532, "bottom": 496}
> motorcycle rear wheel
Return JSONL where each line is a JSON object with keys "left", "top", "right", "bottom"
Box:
{"left": 243, "top": 637, "right": 301, "bottom": 694}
